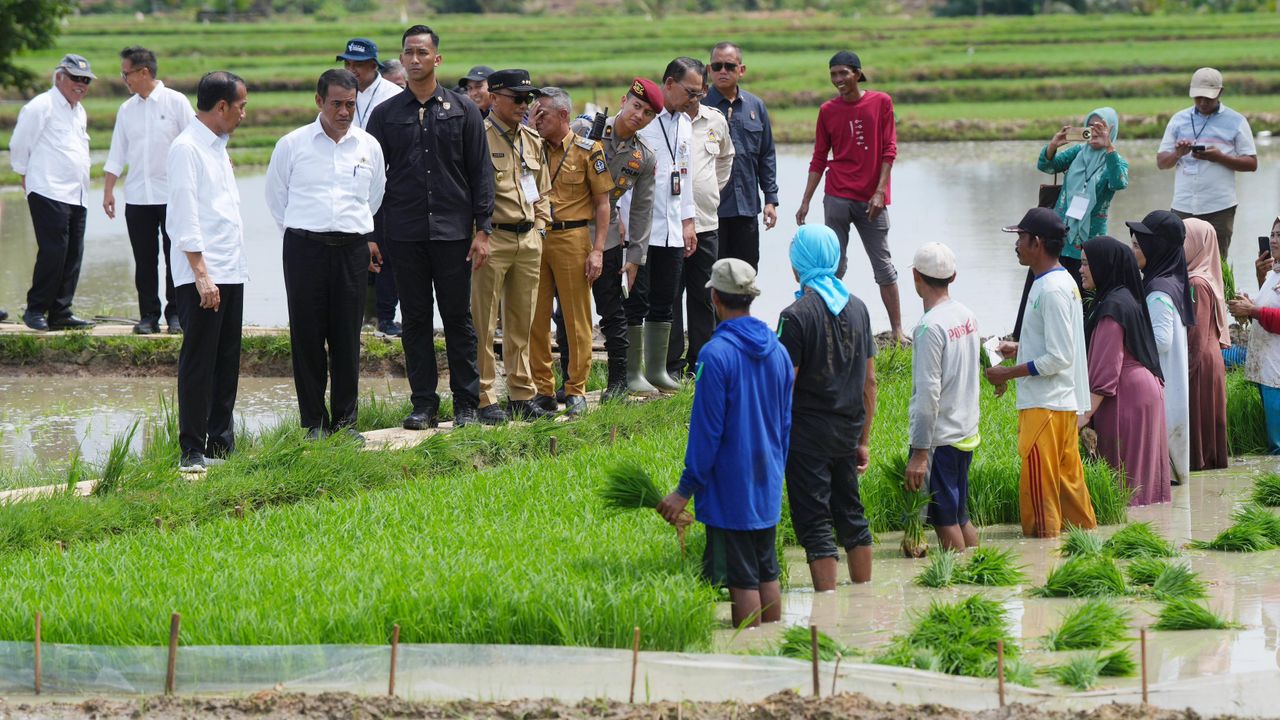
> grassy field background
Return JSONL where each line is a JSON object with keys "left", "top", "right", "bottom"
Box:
{"left": 1, "top": 11, "right": 1279, "bottom": 183}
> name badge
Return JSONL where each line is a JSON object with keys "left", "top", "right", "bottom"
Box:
{"left": 1180, "top": 158, "right": 1200, "bottom": 175}
{"left": 519, "top": 171, "right": 541, "bottom": 203}
{"left": 669, "top": 171, "right": 681, "bottom": 197}
{"left": 1065, "top": 194, "right": 1089, "bottom": 221}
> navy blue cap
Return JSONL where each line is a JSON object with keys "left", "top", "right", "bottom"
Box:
{"left": 337, "top": 38, "right": 380, "bottom": 64}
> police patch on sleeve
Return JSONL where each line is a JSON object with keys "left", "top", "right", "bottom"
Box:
{"left": 593, "top": 158, "right": 607, "bottom": 175}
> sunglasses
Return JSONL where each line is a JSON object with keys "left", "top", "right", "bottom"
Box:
{"left": 678, "top": 85, "right": 706, "bottom": 100}
{"left": 67, "top": 75, "right": 92, "bottom": 86}
{"left": 495, "top": 92, "right": 533, "bottom": 105}
{"left": 710, "top": 62, "right": 739, "bottom": 72}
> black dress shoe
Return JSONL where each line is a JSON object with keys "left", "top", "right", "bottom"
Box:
{"left": 133, "top": 318, "right": 161, "bottom": 335}
{"left": 0, "top": 309, "right": 8, "bottom": 322}
{"left": 453, "top": 404, "right": 479, "bottom": 427}
{"left": 565, "top": 395, "right": 588, "bottom": 416}
{"left": 477, "top": 403, "right": 509, "bottom": 425}
{"left": 305, "top": 427, "right": 327, "bottom": 441}
{"left": 555, "top": 385, "right": 567, "bottom": 404}
{"left": 402, "top": 409, "right": 438, "bottom": 430}
{"left": 48, "top": 315, "right": 95, "bottom": 330}
{"left": 167, "top": 316, "right": 182, "bottom": 335}
{"left": 508, "top": 399, "right": 552, "bottom": 421}
{"left": 532, "top": 394, "right": 559, "bottom": 414}
{"left": 22, "top": 312, "right": 48, "bottom": 331}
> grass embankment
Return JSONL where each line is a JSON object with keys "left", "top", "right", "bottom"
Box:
{"left": 3, "top": 12, "right": 1280, "bottom": 184}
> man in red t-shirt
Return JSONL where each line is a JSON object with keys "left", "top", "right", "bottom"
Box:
{"left": 796, "top": 50, "right": 903, "bottom": 344}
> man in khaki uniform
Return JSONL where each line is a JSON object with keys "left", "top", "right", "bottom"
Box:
{"left": 530, "top": 87, "right": 614, "bottom": 416}
{"left": 474, "top": 69, "right": 552, "bottom": 424}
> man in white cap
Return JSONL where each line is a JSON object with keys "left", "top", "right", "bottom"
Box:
{"left": 1156, "top": 67, "right": 1257, "bottom": 258}
{"left": 906, "top": 241, "right": 981, "bottom": 553}
{"left": 9, "top": 54, "right": 97, "bottom": 331}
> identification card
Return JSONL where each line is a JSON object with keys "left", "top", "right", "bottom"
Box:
{"left": 983, "top": 336, "right": 1006, "bottom": 366}
{"left": 1065, "top": 194, "right": 1089, "bottom": 221}
{"left": 519, "top": 171, "right": 541, "bottom": 203}
{"left": 669, "top": 170, "right": 681, "bottom": 196}
{"left": 1180, "top": 158, "right": 1200, "bottom": 175}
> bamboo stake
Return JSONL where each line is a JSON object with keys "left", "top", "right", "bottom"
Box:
{"left": 154, "top": 517, "right": 163, "bottom": 531}
{"left": 234, "top": 504, "right": 244, "bottom": 519}
{"left": 610, "top": 426, "right": 618, "bottom": 444}
{"left": 388, "top": 624, "right": 400, "bottom": 697}
{"left": 549, "top": 436, "right": 558, "bottom": 456}
{"left": 810, "top": 625, "right": 820, "bottom": 698}
{"left": 830, "top": 652, "right": 842, "bottom": 697}
{"left": 55, "top": 540, "right": 66, "bottom": 554}
{"left": 996, "top": 639, "right": 1006, "bottom": 707}
{"left": 1140, "top": 627, "right": 1149, "bottom": 705}
{"left": 165, "top": 613, "right": 181, "bottom": 695}
{"left": 628, "top": 626, "right": 641, "bottom": 703}
{"left": 33, "top": 612, "right": 42, "bottom": 695}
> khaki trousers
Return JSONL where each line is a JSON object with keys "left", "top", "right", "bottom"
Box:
{"left": 472, "top": 228, "right": 542, "bottom": 407}
{"left": 531, "top": 227, "right": 594, "bottom": 397}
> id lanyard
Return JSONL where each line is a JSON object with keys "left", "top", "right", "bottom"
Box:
{"left": 498, "top": 124, "right": 541, "bottom": 206}
{"left": 658, "top": 113, "right": 681, "bottom": 196}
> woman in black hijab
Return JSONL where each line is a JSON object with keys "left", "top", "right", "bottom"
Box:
{"left": 1079, "top": 236, "right": 1171, "bottom": 506}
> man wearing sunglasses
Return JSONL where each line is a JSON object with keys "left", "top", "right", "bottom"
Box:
{"left": 704, "top": 42, "right": 779, "bottom": 272}
{"left": 9, "top": 54, "right": 97, "bottom": 331}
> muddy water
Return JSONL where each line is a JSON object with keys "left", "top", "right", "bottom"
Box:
{"left": 718, "top": 458, "right": 1280, "bottom": 695}
{"left": 1, "top": 140, "right": 1276, "bottom": 332}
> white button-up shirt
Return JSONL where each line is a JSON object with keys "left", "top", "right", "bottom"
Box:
{"left": 625, "top": 107, "right": 694, "bottom": 249}
{"left": 166, "top": 119, "right": 247, "bottom": 287}
{"left": 103, "top": 81, "right": 193, "bottom": 205}
{"left": 265, "top": 117, "right": 386, "bottom": 235}
{"left": 8, "top": 87, "right": 91, "bottom": 207}
{"left": 355, "top": 75, "right": 402, "bottom": 130}
{"left": 1158, "top": 103, "right": 1257, "bottom": 215}
{"left": 688, "top": 104, "right": 735, "bottom": 234}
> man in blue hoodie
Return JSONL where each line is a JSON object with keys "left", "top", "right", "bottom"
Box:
{"left": 657, "top": 258, "right": 793, "bottom": 628}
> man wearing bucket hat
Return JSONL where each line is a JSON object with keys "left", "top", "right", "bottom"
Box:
{"left": 906, "top": 241, "right": 981, "bottom": 553}
{"left": 658, "top": 258, "right": 793, "bottom": 628}
{"left": 457, "top": 65, "right": 494, "bottom": 117}
{"left": 9, "top": 54, "right": 98, "bottom": 331}
{"left": 778, "top": 224, "right": 876, "bottom": 589}
{"left": 984, "top": 208, "right": 1097, "bottom": 538}
{"left": 1156, "top": 67, "right": 1257, "bottom": 258}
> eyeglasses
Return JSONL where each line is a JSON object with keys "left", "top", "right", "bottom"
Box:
{"left": 495, "top": 92, "right": 532, "bottom": 105}
{"left": 678, "top": 84, "right": 706, "bottom": 100}
{"left": 67, "top": 75, "right": 92, "bottom": 86}
{"left": 121, "top": 66, "right": 145, "bottom": 80}
{"left": 709, "top": 62, "right": 738, "bottom": 72}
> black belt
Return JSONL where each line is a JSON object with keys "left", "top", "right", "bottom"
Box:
{"left": 549, "top": 220, "right": 589, "bottom": 231}
{"left": 287, "top": 228, "right": 366, "bottom": 246}
{"left": 493, "top": 222, "right": 535, "bottom": 234}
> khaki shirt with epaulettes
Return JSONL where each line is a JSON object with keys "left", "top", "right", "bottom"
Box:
{"left": 570, "top": 116, "right": 656, "bottom": 266}
{"left": 545, "top": 130, "right": 614, "bottom": 224}
{"left": 485, "top": 116, "right": 551, "bottom": 230}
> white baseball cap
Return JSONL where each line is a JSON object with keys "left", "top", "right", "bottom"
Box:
{"left": 1189, "top": 67, "right": 1223, "bottom": 99}
{"left": 911, "top": 242, "right": 956, "bottom": 280}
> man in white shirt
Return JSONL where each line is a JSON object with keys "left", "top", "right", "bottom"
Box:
{"left": 669, "top": 61, "right": 734, "bottom": 380}
{"left": 621, "top": 57, "right": 698, "bottom": 393}
{"left": 1156, "top": 67, "right": 1258, "bottom": 259}
{"left": 266, "top": 69, "right": 386, "bottom": 442}
{"left": 337, "top": 37, "right": 404, "bottom": 337}
{"left": 984, "top": 208, "right": 1097, "bottom": 538}
{"left": 167, "top": 71, "right": 249, "bottom": 473}
{"left": 8, "top": 54, "right": 96, "bottom": 332}
{"left": 103, "top": 46, "right": 194, "bottom": 335}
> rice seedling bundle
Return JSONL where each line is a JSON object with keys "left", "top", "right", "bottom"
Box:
{"left": 1230, "top": 504, "right": 1280, "bottom": 545}
{"left": 1152, "top": 598, "right": 1242, "bottom": 631}
{"left": 1252, "top": 473, "right": 1280, "bottom": 507}
{"left": 1226, "top": 371, "right": 1270, "bottom": 456}
{"left": 598, "top": 460, "right": 665, "bottom": 512}
{"left": 1059, "top": 525, "right": 1104, "bottom": 557}
{"left": 1102, "top": 522, "right": 1177, "bottom": 559}
{"left": 1098, "top": 647, "right": 1137, "bottom": 677}
{"left": 1040, "top": 599, "right": 1131, "bottom": 651}
{"left": 1148, "top": 562, "right": 1209, "bottom": 601}
{"left": 1031, "top": 556, "right": 1128, "bottom": 598}
{"left": 1191, "top": 504, "right": 1280, "bottom": 552}
{"left": 1048, "top": 653, "right": 1104, "bottom": 691}
{"left": 915, "top": 549, "right": 960, "bottom": 588}
{"left": 954, "top": 546, "right": 1026, "bottom": 586}
{"left": 777, "top": 624, "right": 853, "bottom": 662}
{"left": 900, "top": 484, "right": 931, "bottom": 559}
{"left": 1125, "top": 557, "right": 1170, "bottom": 587}
{"left": 873, "top": 594, "right": 1019, "bottom": 679}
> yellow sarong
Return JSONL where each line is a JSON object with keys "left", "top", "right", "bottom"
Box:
{"left": 1018, "top": 408, "right": 1097, "bottom": 538}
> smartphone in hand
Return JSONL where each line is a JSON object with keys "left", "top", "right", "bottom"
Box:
{"left": 1261, "top": 236, "right": 1272, "bottom": 258}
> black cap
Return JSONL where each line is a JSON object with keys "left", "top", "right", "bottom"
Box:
{"left": 487, "top": 69, "right": 540, "bottom": 95}
{"left": 829, "top": 50, "right": 867, "bottom": 82}
{"left": 1002, "top": 207, "right": 1066, "bottom": 240}
{"left": 1125, "top": 210, "right": 1186, "bottom": 244}
{"left": 458, "top": 65, "right": 495, "bottom": 88}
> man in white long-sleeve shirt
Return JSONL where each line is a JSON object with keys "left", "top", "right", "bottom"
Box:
{"left": 266, "top": 69, "right": 386, "bottom": 441}
{"left": 985, "top": 208, "right": 1097, "bottom": 538}
{"left": 905, "top": 242, "right": 980, "bottom": 553}
{"left": 167, "top": 71, "right": 249, "bottom": 473}
{"left": 103, "top": 46, "right": 193, "bottom": 335}
{"left": 8, "top": 54, "right": 96, "bottom": 331}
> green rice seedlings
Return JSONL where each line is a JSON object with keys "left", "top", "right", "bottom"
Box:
{"left": 955, "top": 546, "right": 1026, "bottom": 586}
{"left": 915, "top": 549, "right": 960, "bottom": 588}
{"left": 93, "top": 421, "right": 140, "bottom": 497}
{"left": 597, "top": 460, "right": 665, "bottom": 512}
{"left": 1125, "top": 557, "right": 1170, "bottom": 587}
{"left": 1040, "top": 599, "right": 1131, "bottom": 651}
{"left": 1059, "top": 525, "right": 1105, "bottom": 557}
{"left": 900, "top": 484, "right": 931, "bottom": 558}
{"left": 1031, "top": 556, "right": 1128, "bottom": 598}
{"left": 1098, "top": 647, "right": 1137, "bottom": 677}
{"left": 1230, "top": 504, "right": 1280, "bottom": 545}
{"left": 1226, "top": 371, "right": 1270, "bottom": 455}
{"left": 1084, "top": 459, "right": 1132, "bottom": 526}
{"left": 1148, "top": 562, "right": 1209, "bottom": 601}
{"left": 874, "top": 594, "right": 1018, "bottom": 679}
{"left": 1152, "top": 598, "right": 1242, "bottom": 631}
{"left": 1222, "top": 259, "right": 1237, "bottom": 301}
{"left": 1190, "top": 523, "right": 1276, "bottom": 552}
{"left": 1048, "top": 653, "right": 1104, "bottom": 691}
{"left": 1252, "top": 473, "right": 1280, "bottom": 507}
{"left": 777, "top": 624, "right": 853, "bottom": 662}
{"left": 1102, "top": 522, "right": 1177, "bottom": 559}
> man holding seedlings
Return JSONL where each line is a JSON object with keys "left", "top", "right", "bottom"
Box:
{"left": 657, "top": 259, "right": 793, "bottom": 627}
{"left": 167, "top": 71, "right": 249, "bottom": 473}
{"left": 906, "top": 242, "right": 981, "bottom": 553}
{"left": 778, "top": 225, "right": 876, "bottom": 589}
{"left": 366, "top": 25, "right": 493, "bottom": 430}
{"left": 266, "top": 69, "right": 386, "bottom": 442}
{"left": 103, "top": 46, "right": 194, "bottom": 336}
{"left": 984, "top": 208, "right": 1097, "bottom": 538}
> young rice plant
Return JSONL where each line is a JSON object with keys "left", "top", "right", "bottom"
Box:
{"left": 1040, "top": 598, "right": 1131, "bottom": 651}
{"left": 1031, "top": 556, "right": 1128, "bottom": 598}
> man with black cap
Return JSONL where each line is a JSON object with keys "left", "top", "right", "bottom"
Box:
{"left": 984, "top": 207, "right": 1096, "bottom": 539}
{"left": 796, "top": 50, "right": 904, "bottom": 344}
{"left": 474, "top": 69, "right": 552, "bottom": 424}
{"left": 9, "top": 54, "right": 97, "bottom": 331}
{"left": 1156, "top": 67, "right": 1257, "bottom": 258}
{"left": 458, "top": 65, "right": 494, "bottom": 117}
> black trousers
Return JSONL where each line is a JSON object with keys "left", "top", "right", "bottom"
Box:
{"left": 668, "top": 229, "right": 718, "bottom": 376}
{"left": 176, "top": 282, "right": 243, "bottom": 459}
{"left": 283, "top": 231, "right": 369, "bottom": 431}
{"left": 389, "top": 238, "right": 480, "bottom": 413}
{"left": 371, "top": 208, "right": 399, "bottom": 324}
{"left": 1011, "top": 256, "right": 1084, "bottom": 340}
{"left": 785, "top": 449, "right": 873, "bottom": 563}
{"left": 25, "top": 193, "right": 87, "bottom": 319}
{"left": 124, "top": 203, "right": 177, "bottom": 323}
{"left": 625, "top": 245, "right": 683, "bottom": 326}
{"left": 718, "top": 215, "right": 760, "bottom": 271}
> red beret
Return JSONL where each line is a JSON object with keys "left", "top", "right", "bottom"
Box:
{"left": 629, "top": 77, "right": 663, "bottom": 114}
